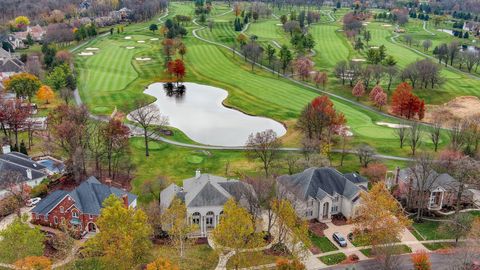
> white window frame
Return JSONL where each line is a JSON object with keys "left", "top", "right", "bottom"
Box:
{"left": 72, "top": 211, "right": 79, "bottom": 218}
{"left": 60, "top": 206, "right": 64, "bottom": 213}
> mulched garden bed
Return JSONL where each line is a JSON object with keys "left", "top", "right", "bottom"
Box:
{"left": 331, "top": 214, "right": 348, "bottom": 226}
{"left": 308, "top": 220, "right": 328, "bottom": 237}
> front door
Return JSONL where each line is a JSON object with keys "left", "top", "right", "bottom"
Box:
{"left": 88, "top": 223, "right": 97, "bottom": 232}
{"left": 322, "top": 202, "right": 329, "bottom": 219}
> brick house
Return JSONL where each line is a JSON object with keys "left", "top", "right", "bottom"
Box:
{"left": 31, "top": 176, "right": 137, "bottom": 236}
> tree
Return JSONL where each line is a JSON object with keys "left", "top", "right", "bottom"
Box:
{"left": 243, "top": 41, "right": 263, "bottom": 71}
{"left": 352, "top": 80, "right": 365, "bottom": 100}
{"left": 245, "top": 129, "right": 281, "bottom": 177}
{"left": 83, "top": 195, "right": 152, "bottom": 270}
{"left": 146, "top": 258, "right": 179, "bottom": 270}
{"left": 408, "top": 122, "right": 423, "bottom": 156}
{"left": 393, "top": 123, "right": 408, "bottom": 149}
{"left": 236, "top": 33, "right": 247, "bottom": 47}
{"left": 439, "top": 213, "right": 474, "bottom": 245}
{"left": 411, "top": 250, "right": 431, "bottom": 270}
{"left": 363, "top": 30, "right": 371, "bottom": 46}
{"left": 313, "top": 71, "right": 327, "bottom": 89}
{"left": 162, "top": 198, "right": 196, "bottom": 257}
{"left": 271, "top": 199, "right": 310, "bottom": 259}
{"left": 391, "top": 82, "right": 424, "bottom": 120}
{"left": 3, "top": 99, "right": 30, "bottom": 148}
{"left": 0, "top": 171, "right": 32, "bottom": 217}
{"left": 448, "top": 40, "right": 460, "bottom": 66}
{"left": 36, "top": 85, "right": 55, "bottom": 105}
{"left": 243, "top": 176, "right": 276, "bottom": 235}
{"left": 14, "top": 256, "right": 51, "bottom": 270}
{"left": 14, "top": 16, "right": 30, "bottom": 29}
{"left": 129, "top": 100, "right": 168, "bottom": 157}
{"left": 422, "top": 39, "right": 432, "bottom": 52}
{"left": 356, "top": 144, "right": 376, "bottom": 168}
{"left": 373, "top": 91, "right": 387, "bottom": 109}
{"left": 4, "top": 73, "right": 41, "bottom": 102}
{"left": 360, "top": 163, "right": 387, "bottom": 184}
{"left": 149, "top": 23, "right": 158, "bottom": 32}
{"left": 279, "top": 45, "right": 292, "bottom": 74}
{"left": 283, "top": 21, "right": 300, "bottom": 36}
{"left": 0, "top": 215, "right": 45, "bottom": 263}
{"left": 294, "top": 57, "right": 313, "bottom": 81}
{"left": 212, "top": 199, "right": 263, "bottom": 270}
{"left": 177, "top": 43, "right": 187, "bottom": 60}
{"left": 429, "top": 119, "right": 441, "bottom": 152}
{"left": 265, "top": 44, "right": 276, "bottom": 66}
{"left": 55, "top": 50, "right": 72, "bottom": 66}
{"left": 102, "top": 119, "right": 130, "bottom": 179}
{"left": 167, "top": 59, "right": 186, "bottom": 85}
{"left": 352, "top": 182, "right": 411, "bottom": 269}
{"left": 275, "top": 258, "right": 305, "bottom": 270}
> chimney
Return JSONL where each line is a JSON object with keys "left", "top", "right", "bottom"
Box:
{"left": 2, "top": 145, "right": 11, "bottom": 154}
{"left": 122, "top": 193, "right": 129, "bottom": 208}
{"left": 395, "top": 166, "right": 400, "bottom": 185}
{"left": 26, "top": 168, "right": 32, "bottom": 180}
{"left": 195, "top": 169, "right": 201, "bottom": 179}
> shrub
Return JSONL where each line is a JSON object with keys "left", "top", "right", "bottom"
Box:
{"left": 30, "top": 183, "right": 48, "bottom": 198}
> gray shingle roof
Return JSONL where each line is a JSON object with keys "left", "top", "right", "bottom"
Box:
{"left": 31, "top": 176, "right": 137, "bottom": 216}
{"left": 31, "top": 190, "right": 68, "bottom": 215}
{"left": 344, "top": 173, "right": 368, "bottom": 184}
{"left": 277, "top": 167, "right": 361, "bottom": 201}
{"left": 0, "top": 152, "right": 47, "bottom": 185}
{"left": 398, "top": 168, "right": 459, "bottom": 191}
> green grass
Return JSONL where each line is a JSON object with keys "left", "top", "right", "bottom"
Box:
{"left": 309, "top": 233, "right": 338, "bottom": 253}
{"left": 151, "top": 244, "right": 218, "bottom": 270}
{"left": 226, "top": 250, "right": 289, "bottom": 269}
{"left": 411, "top": 220, "right": 448, "bottom": 240}
{"left": 318, "top": 252, "right": 347, "bottom": 265}
{"left": 360, "top": 245, "right": 412, "bottom": 258}
{"left": 423, "top": 242, "right": 455, "bottom": 251}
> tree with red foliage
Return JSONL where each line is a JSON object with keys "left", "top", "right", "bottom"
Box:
{"left": 294, "top": 57, "right": 313, "bottom": 81}
{"left": 391, "top": 82, "right": 425, "bottom": 119}
{"left": 3, "top": 99, "right": 30, "bottom": 149}
{"left": 374, "top": 91, "right": 387, "bottom": 110}
{"left": 360, "top": 163, "right": 388, "bottom": 183}
{"left": 167, "top": 59, "right": 186, "bottom": 85}
{"left": 313, "top": 71, "right": 328, "bottom": 89}
{"left": 297, "top": 96, "right": 346, "bottom": 143}
{"left": 411, "top": 250, "right": 431, "bottom": 270}
{"left": 352, "top": 80, "right": 365, "bottom": 101}
{"left": 369, "top": 85, "right": 384, "bottom": 101}
{"left": 102, "top": 119, "right": 130, "bottom": 179}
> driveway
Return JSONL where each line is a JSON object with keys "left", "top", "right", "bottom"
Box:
{"left": 0, "top": 207, "right": 32, "bottom": 231}
{"left": 323, "top": 222, "right": 368, "bottom": 260}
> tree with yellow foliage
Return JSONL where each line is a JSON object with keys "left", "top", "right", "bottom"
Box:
{"left": 212, "top": 199, "right": 264, "bottom": 270}
{"left": 14, "top": 256, "right": 51, "bottom": 270}
{"left": 4, "top": 73, "right": 41, "bottom": 102}
{"left": 145, "top": 257, "right": 179, "bottom": 270}
{"left": 161, "top": 198, "right": 197, "bottom": 257}
{"left": 275, "top": 258, "right": 305, "bottom": 270}
{"left": 36, "top": 85, "right": 55, "bottom": 104}
{"left": 352, "top": 182, "right": 411, "bottom": 269}
{"left": 83, "top": 195, "right": 152, "bottom": 270}
{"left": 14, "top": 16, "right": 30, "bottom": 29}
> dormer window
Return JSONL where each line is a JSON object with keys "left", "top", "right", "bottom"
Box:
{"left": 72, "top": 210, "right": 78, "bottom": 218}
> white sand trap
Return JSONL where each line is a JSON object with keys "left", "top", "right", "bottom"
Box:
{"left": 150, "top": 38, "right": 159, "bottom": 41}
{"left": 382, "top": 24, "right": 392, "bottom": 27}
{"left": 276, "top": 23, "right": 283, "bottom": 26}
{"left": 126, "top": 46, "right": 135, "bottom": 49}
{"left": 86, "top": 47, "right": 99, "bottom": 51}
{"left": 376, "top": 122, "right": 411, "bottom": 129}
{"left": 362, "top": 23, "right": 369, "bottom": 26}
{"left": 135, "top": 57, "right": 151, "bottom": 61}
{"left": 370, "top": 46, "right": 379, "bottom": 49}
{"left": 351, "top": 58, "right": 366, "bottom": 62}
{"left": 78, "top": 52, "right": 94, "bottom": 56}
{"left": 337, "top": 29, "right": 344, "bottom": 32}
{"left": 124, "top": 36, "right": 132, "bottom": 39}
{"left": 137, "top": 40, "right": 145, "bottom": 43}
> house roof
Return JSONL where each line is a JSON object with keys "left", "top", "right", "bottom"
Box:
{"left": 0, "top": 152, "right": 47, "bottom": 185}
{"left": 277, "top": 167, "right": 362, "bottom": 201}
{"left": 32, "top": 176, "right": 137, "bottom": 215}
{"left": 344, "top": 173, "right": 368, "bottom": 184}
{"left": 161, "top": 173, "right": 252, "bottom": 209}
{"left": 398, "top": 168, "right": 459, "bottom": 191}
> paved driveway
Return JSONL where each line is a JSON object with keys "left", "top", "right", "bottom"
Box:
{"left": 323, "top": 222, "right": 368, "bottom": 260}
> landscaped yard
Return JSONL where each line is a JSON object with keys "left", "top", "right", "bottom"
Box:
{"left": 318, "top": 252, "right": 347, "bottom": 265}
{"left": 226, "top": 250, "right": 290, "bottom": 269}
{"left": 309, "top": 232, "right": 338, "bottom": 253}
{"left": 151, "top": 244, "right": 218, "bottom": 270}
{"left": 359, "top": 244, "right": 412, "bottom": 258}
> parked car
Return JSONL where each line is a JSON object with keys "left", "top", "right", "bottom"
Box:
{"left": 332, "top": 232, "right": 348, "bottom": 247}
{"left": 26, "top": 197, "right": 41, "bottom": 207}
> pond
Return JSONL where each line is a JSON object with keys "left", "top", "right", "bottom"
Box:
{"left": 141, "top": 82, "right": 286, "bottom": 146}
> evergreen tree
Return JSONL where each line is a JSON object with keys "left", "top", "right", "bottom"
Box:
{"left": 19, "top": 141, "right": 28, "bottom": 155}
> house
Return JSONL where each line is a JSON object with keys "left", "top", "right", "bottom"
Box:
{"left": 13, "top": 25, "right": 46, "bottom": 42}
{"left": 392, "top": 167, "right": 466, "bottom": 211}
{"left": 160, "top": 170, "right": 253, "bottom": 237}
{"left": 0, "top": 48, "right": 25, "bottom": 73}
{"left": 31, "top": 176, "right": 137, "bottom": 236}
{"left": 276, "top": 167, "right": 368, "bottom": 221}
{"left": 0, "top": 150, "right": 48, "bottom": 198}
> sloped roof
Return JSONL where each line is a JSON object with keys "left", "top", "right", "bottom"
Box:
{"left": 344, "top": 173, "right": 368, "bottom": 184}
{"left": 398, "top": 168, "right": 459, "bottom": 191}
{"left": 31, "top": 176, "right": 137, "bottom": 215}
{"left": 277, "top": 167, "right": 361, "bottom": 201}
{"left": 31, "top": 190, "right": 69, "bottom": 215}
{"left": 0, "top": 152, "right": 47, "bottom": 185}
{"left": 187, "top": 181, "right": 229, "bottom": 207}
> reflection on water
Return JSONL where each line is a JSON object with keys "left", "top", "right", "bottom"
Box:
{"left": 143, "top": 82, "right": 287, "bottom": 146}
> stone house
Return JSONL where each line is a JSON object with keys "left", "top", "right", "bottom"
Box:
{"left": 160, "top": 171, "right": 253, "bottom": 237}
{"left": 31, "top": 176, "right": 137, "bottom": 236}
{"left": 277, "top": 167, "right": 368, "bottom": 221}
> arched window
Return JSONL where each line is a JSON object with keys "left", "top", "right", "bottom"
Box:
{"left": 54, "top": 216, "right": 58, "bottom": 224}
{"left": 192, "top": 212, "right": 200, "bottom": 224}
{"left": 72, "top": 210, "right": 79, "bottom": 218}
{"left": 206, "top": 211, "right": 214, "bottom": 227}
{"left": 60, "top": 206, "right": 64, "bottom": 213}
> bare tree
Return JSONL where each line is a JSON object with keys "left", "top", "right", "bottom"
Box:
{"left": 447, "top": 157, "right": 480, "bottom": 215}
{"left": 356, "top": 144, "right": 376, "bottom": 168}
{"left": 242, "top": 176, "right": 277, "bottom": 235}
{"left": 408, "top": 122, "right": 422, "bottom": 156}
{"left": 384, "top": 66, "right": 398, "bottom": 92}
{"left": 429, "top": 119, "right": 442, "bottom": 152}
{"left": 245, "top": 129, "right": 281, "bottom": 177}
{"left": 449, "top": 118, "right": 468, "bottom": 151}
{"left": 393, "top": 123, "right": 408, "bottom": 149}
{"left": 0, "top": 170, "right": 30, "bottom": 217}
{"left": 129, "top": 101, "right": 169, "bottom": 157}
{"left": 140, "top": 177, "right": 169, "bottom": 205}
{"left": 422, "top": 39, "right": 432, "bottom": 51}
{"left": 448, "top": 40, "right": 460, "bottom": 66}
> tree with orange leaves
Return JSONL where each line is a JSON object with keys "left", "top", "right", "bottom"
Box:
{"left": 145, "top": 257, "right": 179, "bottom": 270}
{"left": 36, "top": 85, "right": 55, "bottom": 104}
{"left": 167, "top": 59, "right": 186, "bottom": 85}
{"left": 276, "top": 258, "right": 305, "bottom": 270}
{"left": 411, "top": 250, "right": 431, "bottom": 270}
{"left": 14, "top": 256, "right": 52, "bottom": 270}
{"left": 391, "top": 82, "right": 425, "bottom": 120}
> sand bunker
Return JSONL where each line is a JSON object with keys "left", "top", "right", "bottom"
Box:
{"left": 135, "top": 57, "right": 151, "bottom": 61}
{"left": 351, "top": 58, "right": 366, "bottom": 62}
{"left": 382, "top": 24, "right": 392, "bottom": 27}
{"left": 376, "top": 122, "right": 411, "bottom": 129}
{"left": 137, "top": 40, "right": 145, "bottom": 43}
{"left": 150, "top": 38, "right": 159, "bottom": 41}
{"left": 86, "top": 47, "right": 99, "bottom": 51}
{"left": 124, "top": 36, "right": 132, "bottom": 39}
{"left": 370, "top": 46, "right": 379, "bottom": 49}
{"left": 126, "top": 46, "right": 135, "bottom": 49}
{"left": 425, "top": 96, "right": 480, "bottom": 125}
{"left": 78, "top": 52, "right": 94, "bottom": 56}
{"left": 276, "top": 23, "right": 283, "bottom": 26}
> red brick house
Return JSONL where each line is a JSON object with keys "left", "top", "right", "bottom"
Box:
{"left": 31, "top": 176, "right": 137, "bottom": 236}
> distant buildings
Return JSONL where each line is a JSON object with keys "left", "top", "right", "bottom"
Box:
{"left": 13, "top": 24, "right": 46, "bottom": 43}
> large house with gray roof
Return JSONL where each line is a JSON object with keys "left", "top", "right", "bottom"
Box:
{"left": 31, "top": 176, "right": 137, "bottom": 236}
{"left": 0, "top": 151, "right": 48, "bottom": 198}
{"left": 161, "top": 170, "right": 253, "bottom": 237}
{"left": 277, "top": 167, "right": 368, "bottom": 221}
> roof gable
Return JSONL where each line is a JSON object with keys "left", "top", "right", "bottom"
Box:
{"left": 187, "top": 181, "right": 230, "bottom": 207}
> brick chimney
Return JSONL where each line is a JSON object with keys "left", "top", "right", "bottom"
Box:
{"left": 26, "top": 168, "right": 32, "bottom": 180}
{"left": 122, "top": 193, "right": 129, "bottom": 208}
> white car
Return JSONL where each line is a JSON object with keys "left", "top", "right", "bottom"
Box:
{"left": 26, "top": 197, "right": 41, "bottom": 207}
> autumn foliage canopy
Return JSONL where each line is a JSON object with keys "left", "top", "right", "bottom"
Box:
{"left": 36, "top": 85, "right": 55, "bottom": 104}
{"left": 167, "top": 59, "right": 186, "bottom": 83}
{"left": 391, "top": 82, "right": 425, "bottom": 120}
{"left": 14, "top": 256, "right": 52, "bottom": 270}
{"left": 411, "top": 250, "right": 431, "bottom": 270}
{"left": 146, "top": 257, "right": 179, "bottom": 270}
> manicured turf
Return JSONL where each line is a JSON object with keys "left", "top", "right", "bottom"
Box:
{"left": 309, "top": 233, "right": 338, "bottom": 253}
{"left": 318, "top": 252, "right": 347, "bottom": 265}
{"left": 226, "top": 250, "right": 290, "bottom": 269}
{"left": 360, "top": 244, "right": 412, "bottom": 258}
{"left": 151, "top": 244, "right": 218, "bottom": 270}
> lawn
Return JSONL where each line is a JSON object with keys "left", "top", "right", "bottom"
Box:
{"left": 411, "top": 211, "right": 480, "bottom": 241}
{"left": 359, "top": 244, "right": 412, "bottom": 258}
{"left": 318, "top": 252, "right": 347, "bottom": 265}
{"left": 151, "top": 244, "right": 218, "bottom": 270}
{"left": 309, "top": 232, "right": 338, "bottom": 253}
{"left": 226, "top": 250, "right": 290, "bottom": 269}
